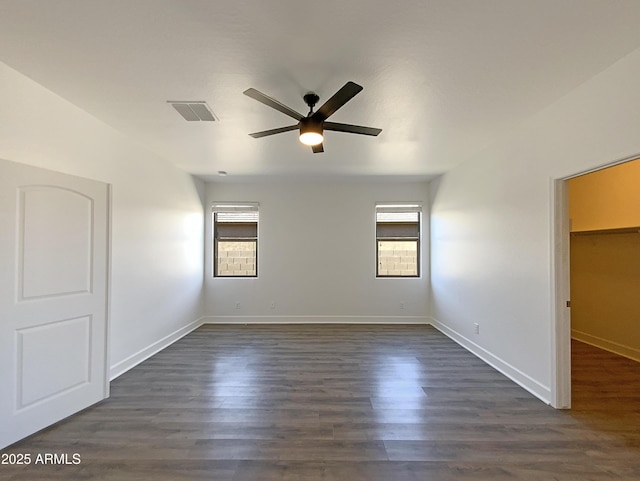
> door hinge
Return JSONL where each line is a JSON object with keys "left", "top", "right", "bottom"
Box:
{"left": 566, "top": 300, "right": 571, "bottom": 308}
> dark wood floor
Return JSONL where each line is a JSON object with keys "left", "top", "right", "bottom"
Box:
{"left": 2, "top": 324, "right": 640, "bottom": 480}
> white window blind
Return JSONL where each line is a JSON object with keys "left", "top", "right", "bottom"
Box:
{"left": 376, "top": 204, "right": 421, "bottom": 239}
{"left": 212, "top": 203, "right": 259, "bottom": 238}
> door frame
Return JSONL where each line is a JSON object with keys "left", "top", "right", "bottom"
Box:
{"left": 103, "top": 184, "right": 113, "bottom": 396}
{"left": 551, "top": 153, "right": 640, "bottom": 409}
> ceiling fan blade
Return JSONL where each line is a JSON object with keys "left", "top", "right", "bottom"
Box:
{"left": 324, "top": 121, "right": 382, "bottom": 136}
{"left": 244, "top": 88, "right": 304, "bottom": 121}
{"left": 313, "top": 81, "right": 363, "bottom": 121}
{"left": 248, "top": 125, "right": 299, "bottom": 138}
{"left": 312, "top": 143, "right": 324, "bottom": 154}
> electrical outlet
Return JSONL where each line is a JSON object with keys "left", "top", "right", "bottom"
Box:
{"left": 235, "top": 302, "right": 241, "bottom": 309}
{"left": 400, "top": 302, "right": 405, "bottom": 310}
{"left": 270, "top": 301, "right": 276, "bottom": 309}
{"left": 474, "top": 323, "right": 480, "bottom": 334}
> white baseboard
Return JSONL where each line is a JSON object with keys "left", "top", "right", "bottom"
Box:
{"left": 572, "top": 329, "right": 640, "bottom": 363}
{"left": 428, "top": 317, "right": 552, "bottom": 405}
{"left": 109, "top": 317, "right": 205, "bottom": 380}
{"left": 202, "top": 315, "right": 430, "bottom": 324}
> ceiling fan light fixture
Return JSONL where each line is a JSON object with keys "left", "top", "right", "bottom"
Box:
{"left": 299, "top": 131, "right": 323, "bottom": 146}
{"left": 299, "top": 117, "right": 323, "bottom": 146}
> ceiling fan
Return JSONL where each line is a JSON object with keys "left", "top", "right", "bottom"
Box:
{"left": 243, "top": 81, "right": 382, "bottom": 153}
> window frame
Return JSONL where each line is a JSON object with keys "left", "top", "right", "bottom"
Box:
{"left": 375, "top": 203, "right": 422, "bottom": 278}
{"left": 212, "top": 203, "right": 259, "bottom": 278}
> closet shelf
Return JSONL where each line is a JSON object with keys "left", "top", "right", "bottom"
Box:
{"left": 571, "top": 226, "right": 640, "bottom": 236}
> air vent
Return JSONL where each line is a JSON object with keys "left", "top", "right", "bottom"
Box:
{"left": 168, "top": 101, "right": 218, "bottom": 121}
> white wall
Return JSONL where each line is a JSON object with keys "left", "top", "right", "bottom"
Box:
{"left": 430, "top": 45, "right": 640, "bottom": 404}
{"left": 0, "top": 62, "right": 205, "bottom": 378}
{"left": 204, "top": 180, "right": 429, "bottom": 322}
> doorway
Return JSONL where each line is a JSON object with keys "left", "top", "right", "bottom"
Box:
{"left": 553, "top": 155, "right": 640, "bottom": 409}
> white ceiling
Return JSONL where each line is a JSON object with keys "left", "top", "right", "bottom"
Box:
{"left": 2, "top": 1, "right": 640, "bottom": 181}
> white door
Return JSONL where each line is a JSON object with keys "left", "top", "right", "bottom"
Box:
{"left": 0, "top": 159, "right": 109, "bottom": 449}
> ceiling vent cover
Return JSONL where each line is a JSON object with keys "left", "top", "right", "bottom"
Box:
{"left": 168, "top": 101, "right": 218, "bottom": 121}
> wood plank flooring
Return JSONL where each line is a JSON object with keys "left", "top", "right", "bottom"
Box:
{"left": 2, "top": 325, "right": 640, "bottom": 480}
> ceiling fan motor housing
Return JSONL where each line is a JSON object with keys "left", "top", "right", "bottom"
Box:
{"left": 299, "top": 116, "right": 322, "bottom": 132}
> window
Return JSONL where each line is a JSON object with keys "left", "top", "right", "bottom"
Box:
{"left": 376, "top": 203, "right": 421, "bottom": 277}
{"left": 213, "top": 203, "right": 258, "bottom": 277}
